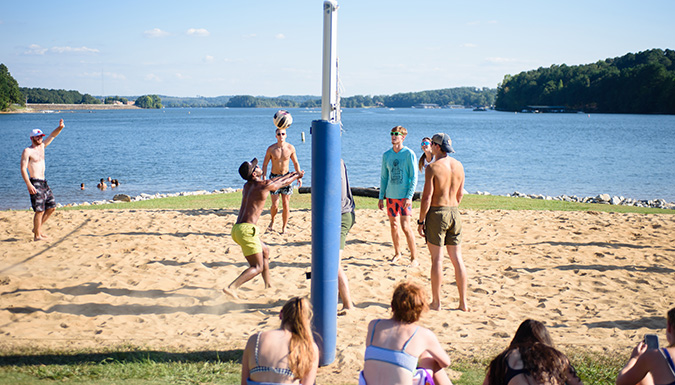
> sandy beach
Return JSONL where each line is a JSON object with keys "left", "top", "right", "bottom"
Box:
{"left": 1, "top": 103, "right": 142, "bottom": 114}
{"left": 0, "top": 206, "right": 673, "bottom": 383}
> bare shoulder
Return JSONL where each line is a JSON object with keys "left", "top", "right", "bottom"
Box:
{"left": 244, "top": 333, "right": 258, "bottom": 349}
{"left": 366, "top": 319, "right": 379, "bottom": 333}
{"left": 22, "top": 145, "right": 37, "bottom": 157}
{"left": 419, "top": 325, "right": 439, "bottom": 341}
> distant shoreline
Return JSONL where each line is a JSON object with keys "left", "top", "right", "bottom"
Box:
{"left": 2, "top": 103, "right": 142, "bottom": 114}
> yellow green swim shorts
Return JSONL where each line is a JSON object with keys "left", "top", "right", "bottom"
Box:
{"left": 231, "top": 223, "right": 263, "bottom": 256}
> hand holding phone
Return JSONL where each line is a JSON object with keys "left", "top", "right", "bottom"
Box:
{"left": 644, "top": 334, "right": 659, "bottom": 350}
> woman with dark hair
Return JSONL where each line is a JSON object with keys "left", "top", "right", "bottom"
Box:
{"left": 241, "top": 297, "right": 319, "bottom": 385}
{"left": 482, "top": 319, "right": 582, "bottom": 385}
{"left": 616, "top": 307, "right": 675, "bottom": 385}
{"left": 360, "top": 281, "right": 452, "bottom": 385}
{"left": 418, "top": 137, "right": 434, "bottom": 171}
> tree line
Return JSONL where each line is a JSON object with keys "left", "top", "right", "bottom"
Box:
{"left": 5, "top": 49, "right": 674, "bottom": 113}
{"left": 164, "top": 87, "right": 497, "bottom": 108}
{"left": 495, "top": 48, "right": 675, "bottom": 114}
{"left": 20, "top": 87, "right": 102, "bottom": 105}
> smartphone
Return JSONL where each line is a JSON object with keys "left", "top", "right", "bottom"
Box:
{"left": 644, "top": 334, "right": 659, "bottom": 350}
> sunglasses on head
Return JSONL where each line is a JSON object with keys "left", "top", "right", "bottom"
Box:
{"left": 390, "top": 132, "right": 404, "bottom": 136}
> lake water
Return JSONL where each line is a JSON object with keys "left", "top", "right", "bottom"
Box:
{"left": 1, "top": 108, "right": 674, "bottom": 210}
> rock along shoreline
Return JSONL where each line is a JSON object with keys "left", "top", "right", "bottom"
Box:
{"left": 53, "top": 187, "right": 675, "bottom": 211}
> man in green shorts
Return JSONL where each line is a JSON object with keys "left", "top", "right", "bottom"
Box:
{"left": 223, "top": 158, "right": 304, "bottom": 299}
{"left": 417, "top": 133, "right": 469, "bottom": 312}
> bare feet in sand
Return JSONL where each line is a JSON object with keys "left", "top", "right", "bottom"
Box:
{"left": 222, "top": 287, "right": 239, "bottom": 299}
{"left": 338, "top": 305, "right": 353, "bottom": 316}
{"left": 430, "top": 302, "right": 470, "bottom": 312}
{"left": 33, "top": 231, "right": 49, "bottom": 241}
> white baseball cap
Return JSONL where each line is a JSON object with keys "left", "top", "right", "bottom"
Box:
{"left": 30, "top": 129, "right": 46, "bottom": 138}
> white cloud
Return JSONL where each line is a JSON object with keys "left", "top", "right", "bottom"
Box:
{"left": 275, "top": 33, "right": 286, "bottom": 39}
{"left": 175, "top": 73, "right": 191, "bottom": 80}
{"left": 144, "top": 28, "right": 170, "bottom": 38}
{"left": 203, "top": 55, "right": 215, "bottom": 63}
{"left": 24, "top": 44, "right": 47, "bottom": 55}
{"left": 24, "top": 44, "right": 99, "bottom": 55}
{"left": 242, "top": 33, "right": 257, "bottom": 39}
{"left": 145, "top": 73, "right": 161, "bottom": 82}
{"left": 51, "top": 46, "right": 100, "bottom": 54}
{"left": 186, "top": 28, "right": 210, "bottom": 37}
{"left": 81, "top": 71, "right": 126, "bottom": 80}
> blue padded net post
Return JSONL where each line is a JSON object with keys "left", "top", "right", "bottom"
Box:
{"left": 310, "top": 119, "right": 341, "bottom": 366}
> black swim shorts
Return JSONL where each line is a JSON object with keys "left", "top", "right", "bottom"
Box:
{"left": 270, "top": 173, "right": 294, "bottom": 195}
{"left": 29, "top": 178, "right": 56, "bottom": 212}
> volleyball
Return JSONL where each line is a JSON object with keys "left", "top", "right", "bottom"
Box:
{"left": 273, "top": 110, "right": 293, "bottom": 129}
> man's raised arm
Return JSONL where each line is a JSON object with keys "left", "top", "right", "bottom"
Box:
{"left": 43, "top": 119, "right": 64, "bottom": 147}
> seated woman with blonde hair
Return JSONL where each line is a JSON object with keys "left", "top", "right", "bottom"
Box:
{"left": 482, "top": 319, "right": 582, "bottom": 385}
{"left": 616, "top": 307, "right": 675, "bottom": 385}
{"left": 241, "top": 297, "right": 319, "bottom": 385}
{"left": 360, "top": 281, "right": 452, "bottom": 385}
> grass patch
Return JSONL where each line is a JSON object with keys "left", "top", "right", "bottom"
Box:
{"left": 449, "top": 350, "right": 625, "bottom": 385}
{"left": 0, "top": 348, "right": 627, "bottom": 384}
{"left": 0, "top": 348, "right": 242, "bottom": 385}
{"left": 57, "top": 191, "right": 673, "bottom": 214}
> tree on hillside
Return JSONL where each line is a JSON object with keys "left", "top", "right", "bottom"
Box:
{"left": 0, "top": 64, "right": 25, "bottom": 111}
{"left": 495, "top": 48, "right": 675, "bottom": 114}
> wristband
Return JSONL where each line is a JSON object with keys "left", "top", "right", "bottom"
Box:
{"left": 417, "top": 220, "right": 425, "bottom": 225}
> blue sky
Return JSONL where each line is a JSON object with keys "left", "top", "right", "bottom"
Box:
{"left": 1, "top": 0, "right": 673, "bottom": 98}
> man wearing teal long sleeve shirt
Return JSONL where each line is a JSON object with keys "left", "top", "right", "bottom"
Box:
{"left": 378, "top": 126, "right": 419, "bottom": 267}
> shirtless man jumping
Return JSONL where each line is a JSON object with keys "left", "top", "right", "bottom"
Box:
{"left": 262, "top": 127, "right": 302, "bottom": 234}
{"left": 417, "top": 133, "right": 469, "bottom": 312}
{"left": 223, "top": 158, "right": 304, "bottom": 299}
{"left": 20, "top": 119, "right": 65, "bottom": 241}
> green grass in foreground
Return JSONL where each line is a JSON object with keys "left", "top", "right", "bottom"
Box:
{"left": 0, "top": 348, "right": 627, "bottom": 385}
{"left": 57, "top": 191, "right": 673, "bottom": 214}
